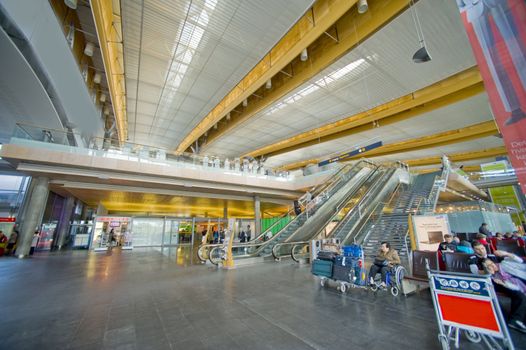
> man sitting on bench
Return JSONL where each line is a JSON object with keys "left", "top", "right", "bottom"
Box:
{"left": 469, "top": 241, "right": 522, "bottom": 275}
{"left": 368, "top": 241, "right": 400, "bottom": 288}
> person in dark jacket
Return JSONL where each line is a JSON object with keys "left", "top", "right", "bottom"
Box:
{"left": 368, "top": 242, "right": 401, "bottom": 287}
{"left": 479, "top": 223, "right": 493, "bottom": 238}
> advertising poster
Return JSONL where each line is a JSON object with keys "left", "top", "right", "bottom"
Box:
{"left": 412, "top": 215, "right": 451, "bottom": 251}
{"left": 456, "top": 0, "right": 526, "bottom": 194}
{"left": 481, "top": 160, "right": 524, "bottom": 224}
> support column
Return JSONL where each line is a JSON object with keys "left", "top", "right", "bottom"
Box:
{"left": 55, "top": 196, "right": 75, "bottom": 250}
{"left": 223, "top": 202, "right": 228, "bottom": 220}
{"left": 254, "top": 195, "right": 261, "bottom": 236}
{"left": 17, "top": 177, "right": 49, "bottom": 258}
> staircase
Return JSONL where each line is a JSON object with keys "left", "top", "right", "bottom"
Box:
{"left": 360, "top": 172, "right": 439, "bottom": 260}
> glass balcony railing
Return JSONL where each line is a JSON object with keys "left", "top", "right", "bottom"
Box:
{"left": 9, "top": 123, "right": 336, "bottom": 182}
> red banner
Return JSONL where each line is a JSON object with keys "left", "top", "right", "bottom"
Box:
{"left": 457, "top": 0, "right": 526, "bottom": 194}
{"left": 0, "top": 218, "right": 16, "bottom": 222}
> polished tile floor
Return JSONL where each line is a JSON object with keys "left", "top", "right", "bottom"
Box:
{"left": 0, "top": 248, "right": 524, "bottom": 350}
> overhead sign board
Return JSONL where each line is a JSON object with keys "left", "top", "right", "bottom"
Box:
{"left": 318, "top": 141, "right": 383, "bottom": 167}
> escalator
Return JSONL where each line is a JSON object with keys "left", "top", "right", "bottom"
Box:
{"left": 272, "top": 166, "right": 402, "bottom": 260}
{"left": 333, "top": 167, "right": 401, "bottom": 246}
{"left": 199, "top": 159, "right": 378, "bottom": 264}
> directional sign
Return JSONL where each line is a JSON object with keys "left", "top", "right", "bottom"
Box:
{"left": 318, "top": 141, "right": 383, "bottom": 167}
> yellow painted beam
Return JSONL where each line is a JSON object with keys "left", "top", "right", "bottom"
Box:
{"left": 278, "top": 120, "right": 499, "bottom": 171}
{"left": 406, "top": 146, "right": 507, "bottom": 167}
{"left": 90, "top": 0, "right": 127, "bottom": 143}
{"left": 176, "top": 0, "right": 413, "bottom": 154}
{"left": 247, "top": 66, "right": 483, "bottom": 158}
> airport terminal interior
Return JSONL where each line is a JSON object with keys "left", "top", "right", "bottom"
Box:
{"left": 0, "top": 0, "right": 526, "bottom": 349}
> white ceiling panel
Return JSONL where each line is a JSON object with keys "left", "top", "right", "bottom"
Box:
{"left": 205, "top": 0, "right": 480, "bottom": 162}
{"left": 122, "top": 0, "right": 315, "bottom": 148}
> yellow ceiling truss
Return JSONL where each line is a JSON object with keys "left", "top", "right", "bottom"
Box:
{"left": 278, "top": 120, "right": 500, "bottom": 171}
{"left": 246, "top": 66, "right": 483, "bottom": 159}
{"left": 175, "top": 0, "right": 415, "bottom": 154}
{"left": 405, "top": 146, "right": 507, "bottom": 167}
{"left": 90, "top": 0, "right": 127, "bottom": 143}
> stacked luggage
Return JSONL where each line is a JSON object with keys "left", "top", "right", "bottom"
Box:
{"left": 311, "top": 244, "right": 367, "bottom": 293}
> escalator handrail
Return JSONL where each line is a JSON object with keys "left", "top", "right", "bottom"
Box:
{"left": 332, "top": 168, "right": 397, "bottom": 241}
{"left": 353, "top": 182, "right": 402, "bottom": 245}
{"left": 271, "top": 240, "right": 309, "bottom": 260}
{"left": 277, "top": 162, "right": 379, "bottom": 246}
{"left": 341, "top": 168, "right": 400, "bottom": 244}
{"left": 333, "top": 165, "right": 381, "bottom": 214}
{"left": 197, "top": 243, "right": 223, "bottom": 262}
{"left": 223, "top": 160, "right": 374, "bottom": 257}
{"left": 291, "top": 243, "right": 310, "bottom": 263}
{"left": 217, "top": 159, "right": 378, "bottom": 258}
{"left": 320, "top": 166, "right": 385, "bottom": 240}
{"left": 308, "top": 159, "right": 376, "bottom": 205}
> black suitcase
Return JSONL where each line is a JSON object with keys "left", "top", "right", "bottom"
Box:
{"left": 332, "top": 264, "right": 352, "bottom": 282}
{"left": 317, "top": 250, "right": 337, "bottom": 261}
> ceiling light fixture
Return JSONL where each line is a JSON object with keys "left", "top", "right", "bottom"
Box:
{"left": 243, "top": 98, "right": 248, "bottom": 107}
{"left": 410, "top": 0, "right": 431, "bottom": 63}
{"left": 265, "top": 79, "right": 272, "bottom": 89}
{"left": 300, "top": 48, "right": 308, "bottom": 61}
{"left": 226, "top": 112, "right": 231, "bottom": 121}
{"left": 357, "top": 0, "right": 368, "bottom": 14}
{"left": 100, "top": 93, "right": 106, "bottom": 103}
{"left": 93, "top": 72, "right": 102, "bottom": 84}
{"left": 213, "top": 123, "right": 218, "bottom": 130}
{"left": 104, "top": 106, "right": 110, "bottom": 115}
{"left": 64, "top": 0, "right": 77, "bottom": 10}
{"left": 84, "top": 42, "right": 94, "bottom": 57}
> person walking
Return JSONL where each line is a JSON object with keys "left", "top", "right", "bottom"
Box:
{"left": 246, "top": 225, "right": 252, "bottom": 242}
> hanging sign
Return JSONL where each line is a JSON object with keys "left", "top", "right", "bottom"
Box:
{"left": 318, "top": 141, "right": 383, "bottom": 167}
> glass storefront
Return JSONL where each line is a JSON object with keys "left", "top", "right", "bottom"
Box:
{"left": 131, "top": 217, "right": 164, "bottom": 247}
{"left": 91, "top": 216, "right": 130, "bottom": 249}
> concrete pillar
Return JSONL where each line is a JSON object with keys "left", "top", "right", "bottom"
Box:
{"left": 254, "top": 195, "right": 261, "bottom": 236}
{"left": 17, "top": 177, "right": 49, "bottom": 258}
{"left": 223, "top": 202, "right": 228, "bottom": 220}
{"left": 55, "top": 196, "right": 75, "bottom": 249}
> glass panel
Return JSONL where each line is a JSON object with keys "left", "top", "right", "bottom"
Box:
{"left": 131, "top": 218, "right": 164, "bottom": 246}
{"left": 178, "top": 221, "right": 193, "bottom": 244}
{"left": 163, "top": 220, "right": 179, "bottom": 246}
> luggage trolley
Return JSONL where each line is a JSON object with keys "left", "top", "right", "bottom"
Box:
{"left": 312, "top": 244, "right": 368, "bottom": 293}
{"left": 426, "top": 261, "right": 515, "bottom": 350}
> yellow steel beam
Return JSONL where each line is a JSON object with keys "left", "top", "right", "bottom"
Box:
{"left": 176, "top": 0, "right": 413, "bottom": 154}
{"left": 90, "top": 0, "right": 127, "bottom": 143}
{"left": 278, "top": 120, "right": 499, "bottom": 171}
{"left": 247, "top": 66, "right": 483, "bottom": 158}
{"left": 406, "top": 146, "right": 507, "bottom": 167}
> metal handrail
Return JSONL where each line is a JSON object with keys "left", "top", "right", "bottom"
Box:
{"left": 271, "top": 240, "right": 309, "bottom": 260}
{"left": 197, "top": 243, "right": 223, "bottom": 262}
{"left": 221, "top": 160, "right": 374, "bottom": 258}
{"left": 331, "top": 168, "right": 394, "bottom": 242}
{"left": 335, "top": 169, "right": 396, "bottom": 242}
{"left": 291, "top": 243, "right": 310, "bottom": 262}
{"left": 354, "top": 182, "right": 402, "bottom": 246}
